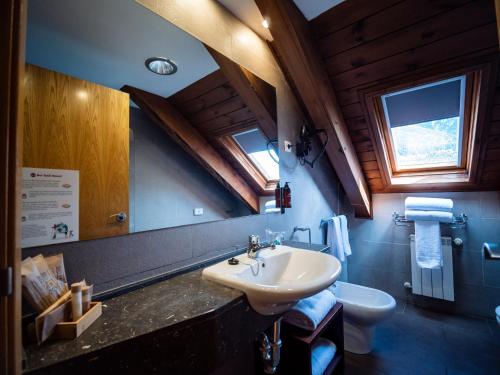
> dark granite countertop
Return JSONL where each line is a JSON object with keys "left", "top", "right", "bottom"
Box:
{"left": 24, "top": 241, "right": 327, "bottom": 373}
{"left": 24, "top": 270, "right": 243, "bottom": 373}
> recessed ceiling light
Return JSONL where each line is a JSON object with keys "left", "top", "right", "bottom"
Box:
{"left": 262, "top": 18, "right": 270, "bottom": 29}
{"left": 145, "top": 57, "right": 177, "bottom": 75}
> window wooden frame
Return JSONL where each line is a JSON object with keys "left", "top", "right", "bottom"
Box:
{"left": 218, "top": 134, "right": 278, "bottom": 195}
{"left": 377, "top": 74, "right": 472, "bottom": 175}
{"left": 361, "top": 58, "right": 496, "bottom": 192}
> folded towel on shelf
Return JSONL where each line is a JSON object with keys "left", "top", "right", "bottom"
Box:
{"left": 311, "top": 338, "right": 337, "bottom": 375}
{"left": 405, "top": 197, "right": 453, "bottom": 212}
{"left": 283, "top": 289, "right": 336, "bottom": 331}
{"left": 414, "top": 221, "right": 442, "bottom": 269}
{"left": 404, "top": 210, "right": 453, "bottom": 223}
{"left": 339, "top": 215, "right": 352, "bottom": 258}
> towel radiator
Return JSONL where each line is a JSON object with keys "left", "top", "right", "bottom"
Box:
{"left": 409, "top": 235, "right": 454, "bottom": 301}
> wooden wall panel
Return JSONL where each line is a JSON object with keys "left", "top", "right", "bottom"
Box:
{"left": 23, "top": 64, "right": 130, "bottom": 240}
{"left": 0, "top": 0, "right": 25, "bottom": 373}
{"left": 311, "top": 0, "right": 500, "bottom": 192}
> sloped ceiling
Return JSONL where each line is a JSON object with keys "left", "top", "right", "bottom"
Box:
{"left": 26, "top": 0, "right": 219, "bottom": 98}
{"left": 216, "top": 0, "right": 345, "bottom": 40}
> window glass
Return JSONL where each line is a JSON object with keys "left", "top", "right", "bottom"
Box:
{"left": 232, "top": 129, "right": 279, "bottom": 180}
{"left": 381, "top": 76, "right": 465, "bottom": 170}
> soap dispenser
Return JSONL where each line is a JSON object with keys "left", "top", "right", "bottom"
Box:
{"left": 283, "top": 182, "right": 291, "bottom": 208}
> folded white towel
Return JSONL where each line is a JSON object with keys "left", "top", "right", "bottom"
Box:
{"left": 405, "top": 197, "right": 453, "bottom": 212}
{"left": 405, "top": 210, "right": 453, "bottom": 223}
{"left": 415, "top": 221, "right": 442, "bottom": 269}
{"left": 264, "top": 208, "right": 281, "bottom": 214}
{"left": 283, "top": 289, "right": 336, "bottom": 331}
{"left": 311, "top": 338, "right": 337, "bottom": 375}
{"left": 264, "top": 200, "right": 276, "bottom": 209}
{"left": 339, "top": 215, "right": 352, "bottom": 257}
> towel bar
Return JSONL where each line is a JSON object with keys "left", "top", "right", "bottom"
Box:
{"left": 392, "top": 212, "right": 467, "bottom": 229}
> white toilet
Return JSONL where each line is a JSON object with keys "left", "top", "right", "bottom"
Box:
{"left": 331, "top": 281, "right": 396, "bottom": 354}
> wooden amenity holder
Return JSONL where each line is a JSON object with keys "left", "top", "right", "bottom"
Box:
{"left": 279, "top": 303, "right": 345, "bottom": 375}
{"left": 54, "top": 302, "right": 102, "bottom": 339}
{"left": 35, "top": 292, "right": 101, "bottom": 344}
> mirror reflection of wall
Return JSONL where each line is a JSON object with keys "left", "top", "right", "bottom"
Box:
{"left": 24, "top": 0, "right": 279, "bottom": 240}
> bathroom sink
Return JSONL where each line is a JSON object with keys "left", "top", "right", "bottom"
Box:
{"left": 202, "top": 245, "right": 341, "bottom": 315}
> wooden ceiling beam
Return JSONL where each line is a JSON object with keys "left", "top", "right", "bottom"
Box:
{"left": 122, "top": 85, "right": 260, "bottom": 213}
{"left": 255, "top": 0, "right": 372, "bottom": 217}
{"left": 206, "top": 46, "right": 278, "bottom": 141}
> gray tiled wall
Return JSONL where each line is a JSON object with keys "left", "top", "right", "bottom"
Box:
{"left": 342, "top": 191, "right": 500, "bottom": 319}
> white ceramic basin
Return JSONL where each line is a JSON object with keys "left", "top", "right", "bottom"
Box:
{"left": 202, "top": 245, "right": 341, "bottom": 315}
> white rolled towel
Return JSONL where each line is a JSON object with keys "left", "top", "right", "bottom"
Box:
{"left": 283, "top": 289, "right": 336, "bottom": 331}
{"left": 405, "top": 210, "right": 453, "bottom": 223}
{"left": 405, "top": 197, "right": 453, "bottom": 212}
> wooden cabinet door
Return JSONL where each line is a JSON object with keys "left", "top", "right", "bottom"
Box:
{"left": 23, "top": 64, "right": 129, "bottom": 240}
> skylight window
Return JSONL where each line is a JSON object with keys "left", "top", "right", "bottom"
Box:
{"left": 232, "top": 129, "right": 279, "bottom": 181}
{"left": 381, "top": 76, "right": 466, "bottom": 171}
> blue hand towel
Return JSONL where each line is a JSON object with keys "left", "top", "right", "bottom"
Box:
{"left": 311, "top": 338, "right": 336, "bottom": 375}
{"left": 283, "top": 289, "right": 336, "bottom": 331}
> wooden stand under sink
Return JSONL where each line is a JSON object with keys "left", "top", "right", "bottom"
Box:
{"left": 278, "top": 303, "right": 344, "bottom": 375}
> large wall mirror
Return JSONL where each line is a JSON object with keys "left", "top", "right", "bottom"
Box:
{"left": 23, "top": 0, "right": 279, "bottom": 243}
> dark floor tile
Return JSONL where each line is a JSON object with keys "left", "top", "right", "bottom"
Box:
{"left": 341, "top": 304, "right": 499, "bottom": 375}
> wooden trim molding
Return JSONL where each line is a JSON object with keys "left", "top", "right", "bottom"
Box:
{"left": 360, "top": 56, "right": 497, "bottom": 193}
{"left": 122, "top": 85, "right": 260, "bottom": 213}
{"left": 255, "top": 0, "right": 372, "bottom": 217}
{"left": 218, "top": 135, "right": 277, "bottom": 196}
{"left": 495, "top": 0, "right": 500, "bottom": 49}
{"left": 0, "top": 1, "right": 26, "bottom": 374}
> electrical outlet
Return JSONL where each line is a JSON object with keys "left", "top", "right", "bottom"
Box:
{"left": 283, "top": 140, "right": 293, "bottom": 152}
{"left": 193, "top": 208, "right": 204, "bottom": 216}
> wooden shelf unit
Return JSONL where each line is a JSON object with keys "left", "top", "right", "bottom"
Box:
{"left": 279, "top": 302, "right": 344, "bottom": 375}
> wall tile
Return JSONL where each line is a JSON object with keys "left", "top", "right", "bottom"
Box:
{"left": 344, "top": 191, "right": 500, "bottom": 318}
{"left": 480, "top": 191, "right": 500, "bottom": 218}
{"left": 453, "top": 250, "right": 483, "bottom": 286}
{"left": 483, "top": 259, "right": 500, "bottom": 288}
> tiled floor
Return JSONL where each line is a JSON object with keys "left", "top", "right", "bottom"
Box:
{"left": 341, "top": 301, "right": 500, "bottom": 375}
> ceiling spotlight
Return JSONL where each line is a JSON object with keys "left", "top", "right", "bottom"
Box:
{"left": 262, "top": 18, "right": 270, "bottom": 29}
{"left": 145, "top": 57, "right": 177, "bottom": 75}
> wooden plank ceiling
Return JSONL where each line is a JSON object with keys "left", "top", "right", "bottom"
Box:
{"left": 169, "top": 68, "right": 277, "bottom": 195}
{"left": 309, "top": 0, "right": 500, "bottom": 192}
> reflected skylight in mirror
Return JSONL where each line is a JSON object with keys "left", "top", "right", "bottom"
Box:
{"left": 232, "top": 129, "right": 279, "bottom": 180}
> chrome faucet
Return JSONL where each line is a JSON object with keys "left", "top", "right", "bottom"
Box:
{"left": 247, "top": 235, "right": 275, "bottom": 259}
